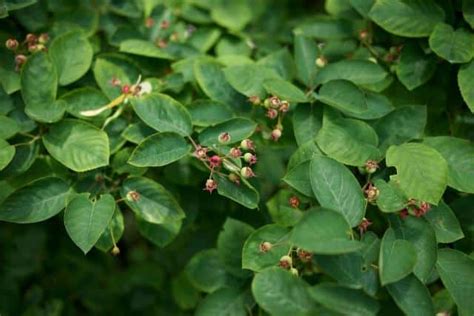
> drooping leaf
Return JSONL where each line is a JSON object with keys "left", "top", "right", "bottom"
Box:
{"left": 120, "top": 176, "right": 185, "bottom": 224}
{"left": 251, "top": 267, "right": 317, "bottom": 316}
{"left": 294, "top": 16, "right": 354, "bottom": 40}
{"left": 49, "top": 31, "right": 94, "bottom": 85}
{"left": 242, "top": 224, "right": 291, "bottom": 272}
{"left": 436, "top": 248, "right": 474, "bottom": 316}
{"left": 131, "top": 93, "right": 193, "bottom": 137}
{"left": 379, "top": 228, "right": 417, "bottom": 285}
{"left": 368, "top": 0, "right": 445, "bottom": 37}
{"left": 95, "top": 208, "right": 124, "bottom": 252}
{"left": 43, "top": 119, "right": 110, "bottom": 172}
{"left": 290, "top": 208, "right": 363, "bottom": 254}
{"left": 309, "top": 156, "right": 365, "bottom": 227}
{"left": 0, "top": 177, "right": 70, "bottom": 223}
{"left": 214, "top": 174, "right": 259, "bottom": 209}
{"left": 429, "top": 23, "right": 474, "bottom": 64}
{"left": 128, "top": 132, "right": 191, "bottom": 167}
{"left": 64, "top": 193, "right": 115, "bottom": 254}
{"left": 386, "top": 143, "right": 448, "bottom": 204}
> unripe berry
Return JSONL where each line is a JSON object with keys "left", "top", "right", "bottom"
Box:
{"left": 297, "top": 249, "right": 312, "bottom": 263}
{"left": 126, "top": 190, "right": 140, "bottom": 202}
{"left": 359, "top": 29, "right": 369, "bottom": 41}
{"left": 290, "top": 267, "right": 299, "bottom": 276}
{"left": 160, "top": 20, "right": 170, "bottom": 29}
{"left": 25, "top": 33, "right": 37, "bottom": 43}
{"left": 204, "top": 178, "right": 217, "bottom": 193}
{"left": 243, "top": 153, "right": 257, "bottom": 165}
{"left": 145, "top": 17, "right": 154, "bottom": 28}
{"left": 364, "top": 184, "right": 379, "bottom": 203}
{"left": 279, "top": 255, "right": 292, "bottom": 269}
{"left": 111, "top": 246, "right": 120, "bottom": 256}
{"left": 279, "top": 100, "right": 290, "bottom": 113}
{"left": 218, "top": 132, "right": 231, "bottom": 144}
{"left": 38, "top": 33, "right": 49, "bottom": 44}
{"left": 229, "top": 147, "right": 242, "bottom": 158}
{"left": 259, "top": 241, "right": 272, "bottom": 252}
{"left": 268, "top": 96, "right": 281, "bottom": 109}
{"left": 315, "top": 56, "right": 327, "bottom": 68}
{"left": 266, "top": 108, "right": 278, "bottom": 119}
{"left": 228, "top": 173, "right": 240, "bottom": 184}
{"left": 271, "top": 129, "right": 282, "bottom": 141}
{"left": 289, "top": 196, "right": 300, "bottom": 208}
{"left": 5, "top": 38, "right": 19, "bottom": 50}
{"left": 240, "top": 139, "right": 255, "bottom": 151}
{"left": 248, "top": 95, "right": 261, "bottom": 105}
{"left": 240, "top": 166, "right": 255, "bottom": 178}
{"left": 364, "top": 160, "right": 379, "bottom": 174}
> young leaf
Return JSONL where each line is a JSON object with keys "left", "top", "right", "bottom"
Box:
{"left": 43, "top": 119, "right": 110, "bottom": 172}
{"left": 290, "top": 208, "right": 363, "bottom": 254}
{"left": 309, "top": 156, "right": 365, "bottom": 227}
{"left": 120, "top": 176, "right": 185, "bottom": 224}
{"left": 131, "top": 93, "right": 193, "bottom": 137}
{"left": 64, "top": 193, "right": 115, "bottom": 254}
{"left": 0, "top": 177, "right": 70, "bottom": 223}
{"left": 386, "top": 143, "right": 448, "bottom": 204}
{"left": 242, "top": 224, "right": 291, "bottom": 272}
{"left": 128, "top": 132, "right": 191, "bottom": 167}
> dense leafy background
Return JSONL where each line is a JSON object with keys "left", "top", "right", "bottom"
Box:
{"left": 1, "top": 0, "right": 473, "bottom": 315}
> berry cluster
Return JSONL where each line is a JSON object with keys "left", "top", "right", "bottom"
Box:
{"left": 5, "top": 33, "right": 49, "bottom": 71}
{"left": 192, "top": 136, "right": 258, "bottom": 194}
{"left": 249, "top": 95, "right": 290, "bottom": 141}
{"left": 258, "top": 240, "right": 313, "bottom": 277}
{"left": 400, "top": 200, "right": 431, "bottom": 219}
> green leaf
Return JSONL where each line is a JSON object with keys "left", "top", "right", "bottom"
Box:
{"left": 294, "top": 34, "right": 318, "bottom": 87}
{"left": 194, "top": 59, "right": 245, "bottom": 107}
{"left": 0, "top": 142, "right": 39, "bottom": 178}
{"left": 21, "top": 52, "right": 64, "bottom": 123}
{"left": 119, "top": 39, "right": 174, "bottom": 59}
{"left": 424, "top": 136, "right": 474, "bottom": 193}
{"left": 198, "top": 118, "right": 257, "bottom": 146}
{"left": 61, "top": 87, "right": 111, "bottom": 120}
{"left": 242, "top": 224, "right": 291, "bottom": 272}
{"left": 49, "top": 31, "right": 93, "bottom": 85}
{"left": 223, "top": 64, "right": 280, "bottom": 99}
{"left": 251, "top": 267, "right": 317, "bottom": 316}
{"left": 263, "top": 78, "right": 307, "bottom": 103}
{"left": 386, "top": 275, "right": 435, "bottom": 316}
{"left": 266, "top": 190, "right": 304, "bottom": 226}
{"left": 429, "top": 23, "right": 474, "bottom": 64}
{"left": 64, "top": 193, "right": 115, "bottom": 254}
{"left": 93, "top": 56, "right": 140, "bottom": 100}
{"left": 309, "top": 156, "right": 365, "bottom": 227}
{"left": 396, "top": 43, "right": 437, "bottom": 90}
{"left": 290, "top": 208, "right": 363, "bottom": 254}
{"left": 308, "top": 284, "right": 380, "bottom": 316}
{"left": 185, "top": 249, "right": 231, "bottom": 293}
{"left": 316, "top": 110, "right": 381, "bottom": 166}
{"left": 458, "top": 61, "right": 474, "bottom": 112}
{"left": 283, "top": 160, "right": 314, "bottom": 197}
{"left": 43, "top": 119, "right": 109, "bottom": 172}
{"left": 187, "top": 99, "right": 233, "bottom": 127}
{"left": 373, "top": 179, "right": 407, "bottom": 213}
{"left": 0, "top": 177, "right": 70, "bottom": 223}
{"left": 121, "top": 122, "right": 155, "bottom": 144}
{"left": 128, "top": 132, "right": 191, "bottom": 167}
{"left": 95, "top": 208, "right": 124, "bottom": 252}
{"left": 391, "top": 216, "right": 437, "bottom": 283}
{"left": 294, "top": 16, "right": 354, "bottom": 40}
{"left": 257, "top": 48, "right": 296, "bottom": 81}
{"left": 131, "top": 93, "right": 193, "bottom": 137}
{"left": 195, "top": 288, "right": 251, "bottom": 316}
{"left": 315, "top": 59, "right": 388, "bottom": 86}
{"left": 210, "top": 0, "right": 252, "bottom": 31}
{"left": 0, "top": 139, "right": 15, "bottom": 171}
{"left": 424, "top": 201, "right": 464, "bottom": 243}
{"left": 318, "top": 80, "right": 393, "bottom": 119}
{"left": 217, "top": 218, "right": 254, "bottom": 277}
{"left": 120, "top": 176, "right": 185, "bottom": 224}
{"left": 368, "top": 0, "right": 445, "bottom": 37}
{"left": 386, "top": 143, "right": 448, "bottom": 204}
{"left": 171, "top": 272, "right": 200, "bottom": 310}
{"left": 136, "top": 216, "right": 182, "bottom": 248}
{"left": 0, "top": 115, "right": 19, "bottom": 139}
{"left": 292, "top": 104, "right": 323, "bottom": 146}
{"left": 436, "top": 248, "right": 474, "bottom": 316}
{"left": 379, "top": 228, "right": 417, "bottom": 285}
{"left": 214, "top": 173, "right": 259, "bottom": 209}
{"left": 374, "top": 105, "right": 427, "bottom": 151}
{"left": 463, "top": 0, "right": 474, "bottom": 29}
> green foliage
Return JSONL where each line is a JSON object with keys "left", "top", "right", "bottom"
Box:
{"left": 0, "top": 0, "right": 473, "bottom": 315}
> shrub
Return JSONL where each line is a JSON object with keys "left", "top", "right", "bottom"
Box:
{"left": 0, "top": 0, "right": 473, "bottom": 315}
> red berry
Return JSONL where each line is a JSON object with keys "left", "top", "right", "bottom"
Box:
{"left": 289, "top": 196, "right": 300, "bottom": 208}
{"left": 209, "top": 155, "right": 222, "bottom": 168}
{"left": 122, "top": 84, "right": 131, "bottom": 94}
{"left": 266, "top": 108, "right": 278, "bottom": 119}
{"left": 248, "top": 95, "right": 261, "bottom": 105}
{"left": 160, "top": 20, "right": 170, "bottom": 29}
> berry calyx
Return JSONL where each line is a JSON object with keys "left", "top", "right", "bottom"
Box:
{"left": 5, "top": 38, "right": 19, "bottom": 50}
{"left": 297, "top": 249, "right": 312, "bottom": 263}
{"left": 243, "top": 153, "right": 257, "bottom": 165}
{"left": 279, "top": 100, "right": 290, "bottom": 113}
{"left": 259, "top": 241, "right": 272, "bottom": 252}
{"left": 358, "top": 217, "right": 372, "bottom": 235}
{"left": 209, "top": 155, "right": 222, "bottom": 168}
{"left": 399, "top": 209, "right": 409, "bottom": 219}
{"left": 145, "top": 17, "right": 154, "bottom": 28}
{"left": 268, "top": 96, "right": 281, "bottom": 109}
{"left": 248, "top": 95, "right": 261, "bottom": 105}
{"left": 204, "top": 179, "right": 218, "bottom": 193}
{"left": 240, "top": 139, "right": 255, "bottom": 151}
{"left": 193, "top": 146, "right": 208, "bottom": 160}
{"left": 279, "top": 255, "right": 292, "bottom": 269}
{"left": 126, "top": 190, "right": 140, "bottom": 202}
{"left": 289, "top": 196, "right": 300, "bottom": 208}
{"left": 240, "top": 166, "right": 255, "bottom": 178}
{"left": 218, "top": 132, "right": 231, "bottom": 144}
{"left": 25, "top": 33, "right": 37, "bottom": 44}
{"left": 364, "top": 160, "right": 379, "bottom": 174}
{"left": 364, "top": 184, "right": 379, "bottom": 203}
